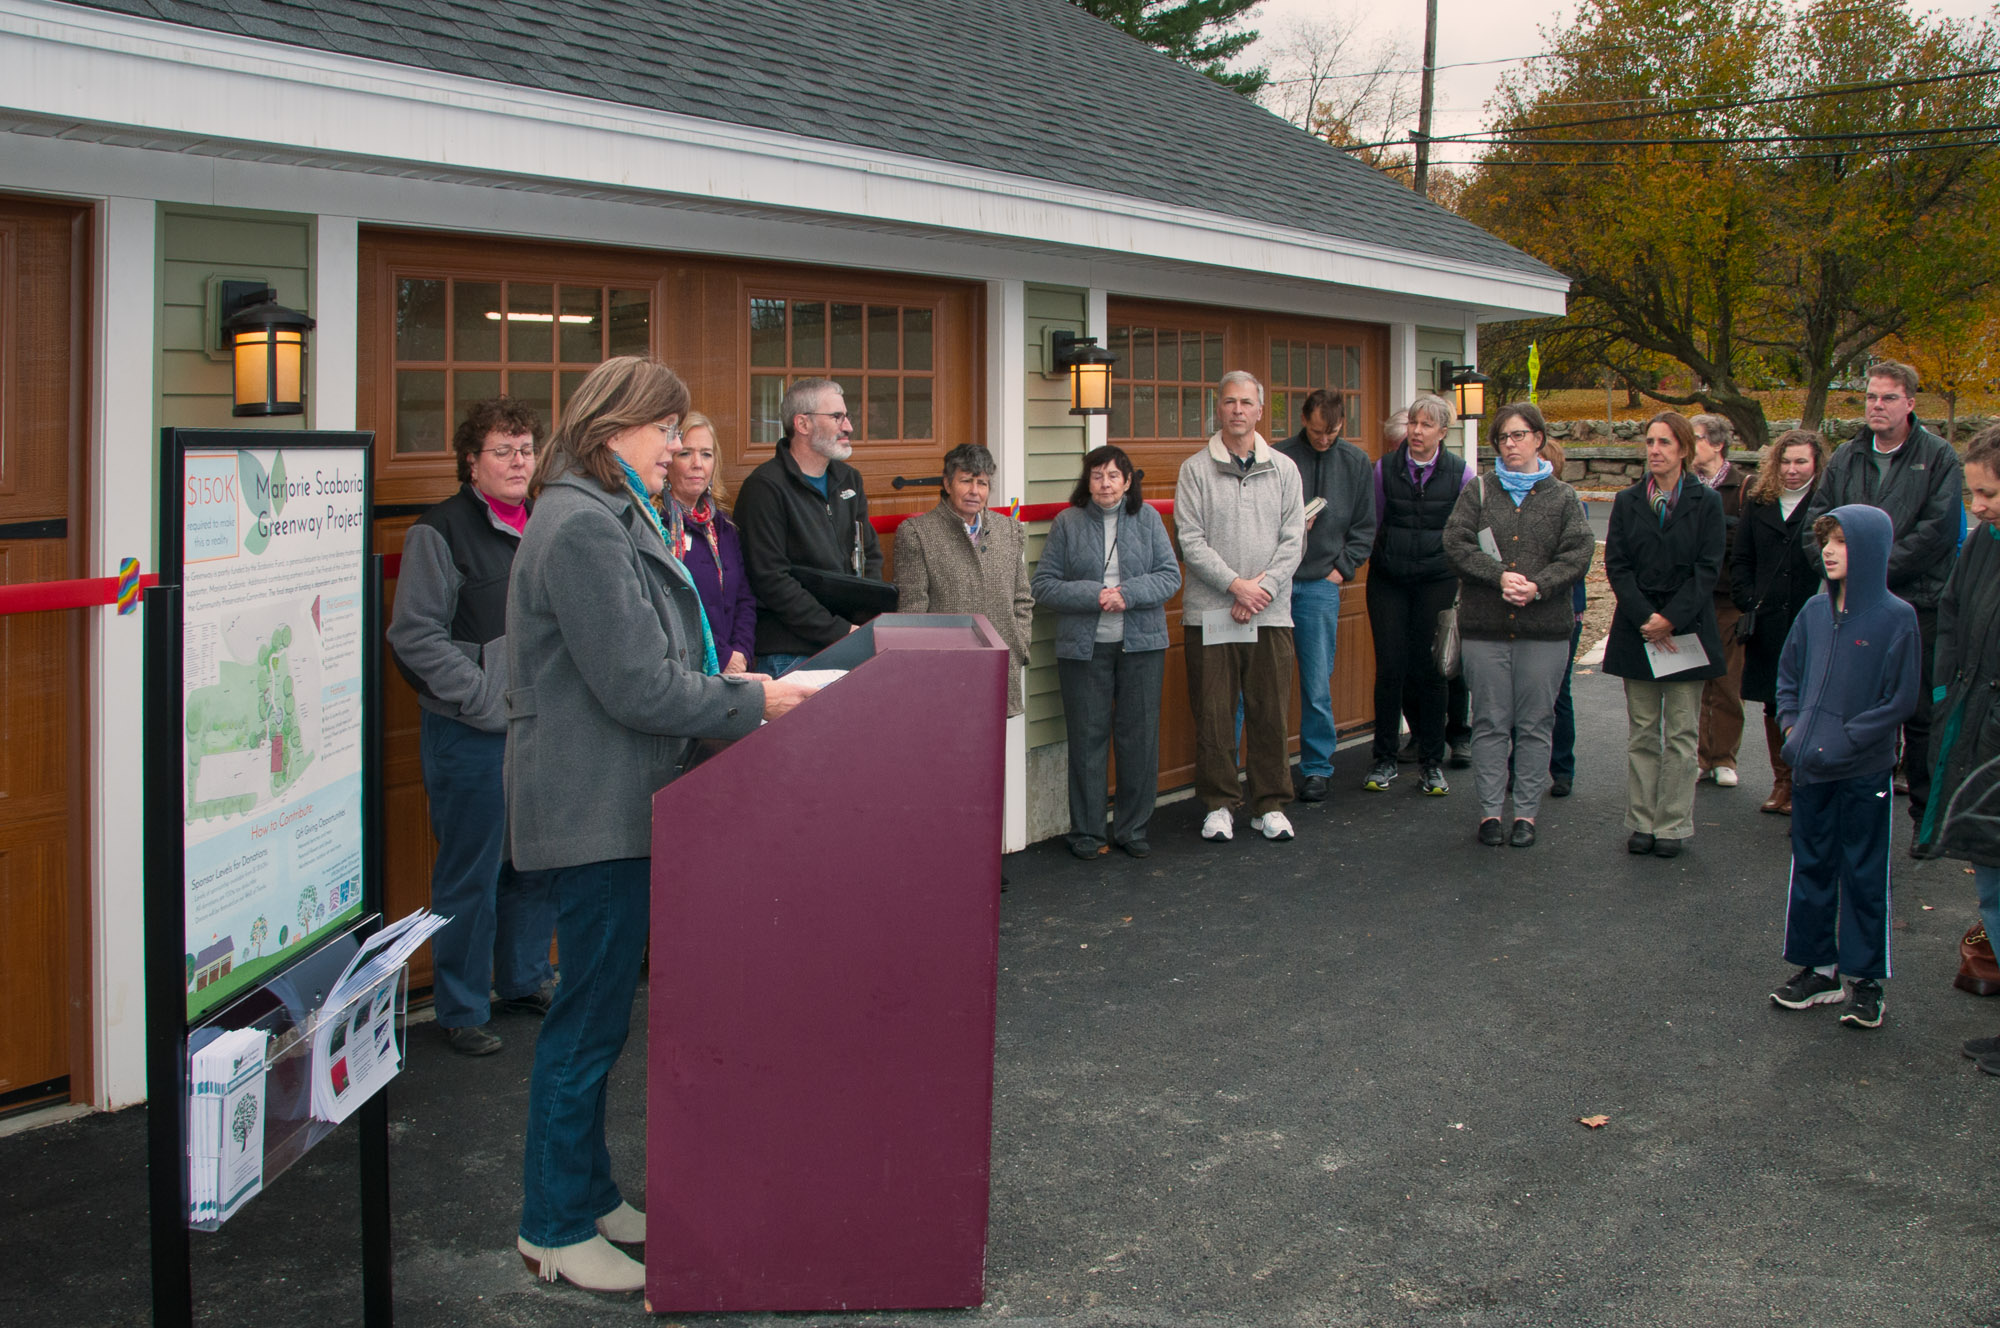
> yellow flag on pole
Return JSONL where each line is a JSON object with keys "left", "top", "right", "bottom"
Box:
{"left": 1527, "top": 342, "right": 1541, "bottom": 406}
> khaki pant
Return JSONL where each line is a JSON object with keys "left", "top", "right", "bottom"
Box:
{"left": 1698, "top": 598, "right": 1747, "bottom": 771}
{"left": 1625, "top": 677, "right": 1704, "bottom": 838}
{"left": 1186, "top": 626, "right": 1295, "bottom": 816}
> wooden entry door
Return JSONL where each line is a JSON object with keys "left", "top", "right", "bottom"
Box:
{"left": 0, "top": 197, "right": 91, "bottom": 1111}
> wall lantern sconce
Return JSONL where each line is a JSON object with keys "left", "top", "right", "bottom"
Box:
{"left": 220, "top": 282, "right": 316, "bottom": 418}
{"left": 1437, "top": 360, "right": 1492, "bottom": 420}
{"left": 1049, "top": 330, "right": 1117, "bottom": 417}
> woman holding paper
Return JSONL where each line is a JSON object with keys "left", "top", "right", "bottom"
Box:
{"left": 505, "top": 357, "right": 817, "bottom": 1293}
{"left": 1443, "top": 403, "right": 1595, "bottom": 848}
{"left": 1603, "top": 410, "right": 1727, "bottom": 858}
{"left": 1032, "top": 444, "right": 1182, "bottom": 859}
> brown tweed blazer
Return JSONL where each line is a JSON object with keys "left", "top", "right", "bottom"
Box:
{"left": 892, "top": 502, "right": 1035, "bottom": 715}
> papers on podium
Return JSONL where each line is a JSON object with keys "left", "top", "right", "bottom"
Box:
{"left": 308, "top": 909, "right": 446, "bottom": 1124}
{"left": 189, "top": 1028, "right": 270, "bottom": 1224}
{"left": 1645, "top": 633, "right": 1710, "bottom": 678}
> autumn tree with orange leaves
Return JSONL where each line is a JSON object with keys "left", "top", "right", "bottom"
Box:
{"left": 1457, "top": 0, "right": 2000, "bottom": 448}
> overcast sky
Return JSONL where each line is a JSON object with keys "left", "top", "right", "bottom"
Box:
{"left": 1246, "top": 0, "right": 1999, "bottom": 164}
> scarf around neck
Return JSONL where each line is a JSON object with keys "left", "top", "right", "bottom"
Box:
{"left": 1495, "top": 458, "right": 1552, "bottom": 506}
{"left": 614, "top": 457, "right": 719, "bottom": 676}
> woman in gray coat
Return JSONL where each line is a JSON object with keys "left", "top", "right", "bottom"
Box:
{"left": 506, "top": 357, "right": 815, "bottom": 1293}
{"left": 1444, "top": 404, "right": 1596, "bottom": 848}
{"left": 1031, "top": 445, "right": 1182, "bottom": 859}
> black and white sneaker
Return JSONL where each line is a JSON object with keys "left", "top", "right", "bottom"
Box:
{"left": 1771, "top": 967, "right": 1844, "bottom": 1010}
{"left": 1840, "top": 979, "right": 1885, "bottom": 1029}
{"left": 1419, "top": 764, "right": 1450, "bottom": 796}
{"left": 1363, "top": 759, "right": 1399, "bottom": 791}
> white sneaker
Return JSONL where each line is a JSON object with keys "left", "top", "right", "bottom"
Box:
{"left": 1714, "top": 767, "right": 1739, "bottom": 787}
{"left": 1201, "top": 808, "right": 1234, "bottom": 841}
{"left": 1252, "top": 810, "right": 1295, "bottom": 841}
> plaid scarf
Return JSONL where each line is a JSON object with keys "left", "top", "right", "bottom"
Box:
{"left": 1645, "top": 473, "right": 1682, "bottom": 526}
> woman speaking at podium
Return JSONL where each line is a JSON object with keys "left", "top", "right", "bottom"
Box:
{"left": 504, "top": 357, "right": 816, "bottom": 1293}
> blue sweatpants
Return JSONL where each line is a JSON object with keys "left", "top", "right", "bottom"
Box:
{"left": 1784, "top": 769, "right": 1895, "bottom": 980}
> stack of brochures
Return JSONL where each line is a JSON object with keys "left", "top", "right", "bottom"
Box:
{"left": 308, "top": 909, "right": 449, "bottom": 1125}
{"left": 188, "top": 1028, "right": 271, "bottom": 1224}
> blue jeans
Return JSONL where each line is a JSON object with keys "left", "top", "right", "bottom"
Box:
{"left": 520, "top": 857, "right": 650, "bottom": 1247}
{"left": 418, "top": 710, "right": 555, "bottom": 1028}
{"left": 1976, "top": 864, "right": 2000, "bottom": 951}
{"left": 756, "top": 652, "right": 812, "bottom": 677}
{"left": 1292, "top": 577, "right": 1343, "bottom": 777}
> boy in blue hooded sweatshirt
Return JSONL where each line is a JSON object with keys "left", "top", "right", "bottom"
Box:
{"left": 1770, "top": 504, "right": 1921, "bottom": 1028}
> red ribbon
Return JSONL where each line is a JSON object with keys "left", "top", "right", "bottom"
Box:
{"left": 0, "top": 572, "right": 161, "bottom": 617}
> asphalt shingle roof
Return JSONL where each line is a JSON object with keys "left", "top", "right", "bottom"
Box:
{"left": 66, "top": 0, "right": 1560, "bottom": 282}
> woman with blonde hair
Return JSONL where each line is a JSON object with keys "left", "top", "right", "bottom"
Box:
{"left": 664, "top": 410, "right": 757, "bottom": 674}
{"left": 507, "top": 357, "right": 816, "bottom": 1292}
{"left": 1730, "top": 428, "right": 1827, "bottom": 813}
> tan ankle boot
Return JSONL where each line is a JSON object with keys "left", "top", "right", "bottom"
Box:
{"left": 595, "top": 1200, "right": 646, "bottom": 1244}
{"left": 517, "top": 1234, "right": 644, "bottom": 1292}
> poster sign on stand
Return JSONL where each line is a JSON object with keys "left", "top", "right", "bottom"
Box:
{"left": 177, "top": 442, "right": 371, "bottom": 1020}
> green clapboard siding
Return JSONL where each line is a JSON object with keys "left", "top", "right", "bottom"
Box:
{"left": 158, "top": 207, "right": 315, "bottom": 431}
{"left": 1024, "top": 284, "right": 1090, "bottom": 748}
{"left": 1416, "top": 326, "right": 1464, "bottom": 393}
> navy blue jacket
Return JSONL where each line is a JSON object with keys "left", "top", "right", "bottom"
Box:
{"left": 1776, "top": 505, "right": 1922, "bottom": 786}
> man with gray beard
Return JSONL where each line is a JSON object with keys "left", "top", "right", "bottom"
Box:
{"left": 735, "top": 377, "right": 885, "bottom": 675}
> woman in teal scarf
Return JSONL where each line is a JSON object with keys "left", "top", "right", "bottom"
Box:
{"left": 505, "top": 357, "right": 817, "bottom": 1293}
{"left": 1443, "top": 403, "right": 1595, "bottom": 847}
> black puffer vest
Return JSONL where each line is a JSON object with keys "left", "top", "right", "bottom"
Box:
{"left": 393, "top": 484, "right": 518, "bottom": 699}
{"left": 1375, "top": 444, "right": 1466, "bottom": 582}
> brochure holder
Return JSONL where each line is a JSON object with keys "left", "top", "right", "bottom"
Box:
{"left": 645, "top": 614, "right": 1009, "bottom": 1312}
{"left": 184, "top": 924, "right": 410, "bottom": 1232}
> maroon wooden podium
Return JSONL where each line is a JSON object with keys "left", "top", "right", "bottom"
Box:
{"left": 645, "top": 614, "right": 1009, "bottom": 1313}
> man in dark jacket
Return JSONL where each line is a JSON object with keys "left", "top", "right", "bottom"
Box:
{"left": 1802, "top": 360, "right": 1963, "bottom": 835}
{"left": 1275, "top": 389, "right": 1376, "bottom": 801}
{"left": 733, "top": 378, "right": 886, "bottom": 675}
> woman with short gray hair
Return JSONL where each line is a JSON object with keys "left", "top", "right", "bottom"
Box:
{"left": 892, "top": 442, "right": 1035, "bottom": 715}
{"left": 1364, "top": 393, "right": 1472, "bottom": 795}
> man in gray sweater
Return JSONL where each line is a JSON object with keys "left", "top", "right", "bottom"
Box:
{"left": 1176, "top": 371, "right": 1306, "bottom": 843}
{"left": 1275, "top": 389, "right": 1377, "bottom": 802}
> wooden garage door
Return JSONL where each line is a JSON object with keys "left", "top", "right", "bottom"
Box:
{"left": 0, "top": 196, "right": 91, "bottom": 1111}
{"left": 1106, "top": 299, "right": 1389, "bottom": 790}
{"left": 358, "top": 231, "right": 980, "bottom": 963}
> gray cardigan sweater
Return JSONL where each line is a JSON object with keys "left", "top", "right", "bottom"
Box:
{"left": 1442, "top": 473, "right": 1596, "bottom": 641}
{"left": 1030, "top": 501, "right": 1182, "bottom": 660}
{"left": 1173, "top": 433, "right": 1305, "bottom": 630}
{"left": 505, "top": 471, "right": 765, "bottom": 871}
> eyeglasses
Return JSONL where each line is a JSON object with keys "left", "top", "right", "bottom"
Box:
{"left": 804, "top": 410, "right": 852, "bottom": 424}
{"left": 653, "top": 422, "right": 683, "bottom": 443}
{"left": 481, "top": 444, "right": 536, "bottom": 462}
{"left": 1864, "top": 392, "right": 1907, "bottom": 404}
{"left": 1496, "top": 429, "right": 1539, "bottom": 444}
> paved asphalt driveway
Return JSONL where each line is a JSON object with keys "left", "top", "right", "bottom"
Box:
{"left": 5, "top": 670, "right": 1996, "bottom": 1327}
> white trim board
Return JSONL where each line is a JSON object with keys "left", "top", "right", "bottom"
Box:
{"left": 0, "top": 0, "right": 1567, "bottom": 320}
{"left": 0, "top": 130, "right": 1553, "bottom": 331}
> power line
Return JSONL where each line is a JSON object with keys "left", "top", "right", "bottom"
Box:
{"left": 1448, "top": 66, "right": 2000, "bottom": 139}
{"left": 1418, "top": 133, "right": 2000, "bottom": 168}
{"left": 1437, "top": 120, "right": 2000, "bottom": 148}
{"left": 1261, "top": 1, "right": 1896, "bottom": 85}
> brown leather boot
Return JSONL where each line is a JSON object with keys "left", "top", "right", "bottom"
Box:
{"left": 1761, "top": 714, "right": 1792, "bottom": 814}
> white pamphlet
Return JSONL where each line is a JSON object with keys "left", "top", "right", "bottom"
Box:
{"left": 1478, "top": 527, "right": 1503, "bottom": 562}
{"left": 1200, "top": 608, "right": 1259, "bottom": 644}
{"left": 310, "top": 971, "right": 403, "bottom": 1125}
{"left": 1645, "top": 633, "right": 1710, "bottom": 677}
{"left": 781, "top": 669, "right": 848, "bottom": 689}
